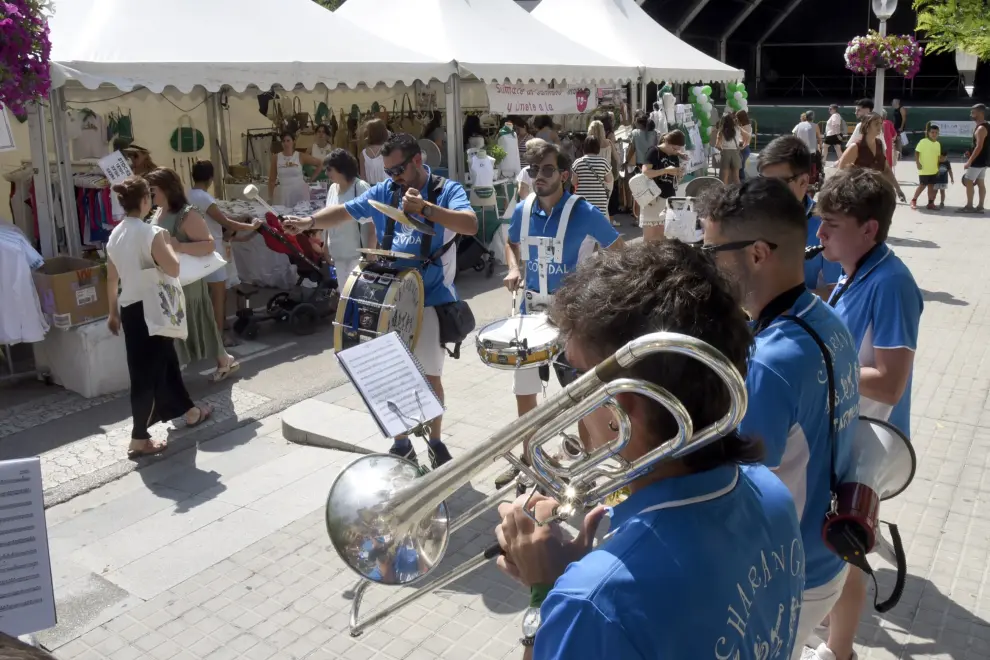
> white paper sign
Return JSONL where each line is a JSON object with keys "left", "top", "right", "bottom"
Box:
{"left": 929, "top": 120, "right": 975, "bottom": 138}
{"left": 0, "top": 104, "right": 15, "bottom": 153}
{"left": 98, "top": 151, "right": 134, "bottom": 218}
{"left": 486, "top": 83, "right": 599, "bottom": 115}
{"left": 0, "top": 457, "right": 56, "bottom": 636}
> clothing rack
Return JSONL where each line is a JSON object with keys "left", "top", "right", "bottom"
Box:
{"left": 0, "top": 344, "right": 47, "bottom": 386}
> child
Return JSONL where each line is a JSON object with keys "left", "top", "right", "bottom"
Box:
{"left": 935, "top": 153, "right": 953, "bottom": 209}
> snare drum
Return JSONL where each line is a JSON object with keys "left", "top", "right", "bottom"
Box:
{"left": 476, "top": 314, "right": 561, "bottom": 369}
{"left": 664, "top": 197, "right": 704, "bottom": 244}
{"left": 333, "top": 261, "right": 425, "bottom": 352}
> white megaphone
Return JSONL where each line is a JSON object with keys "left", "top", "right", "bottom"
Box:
{"left": 822, "top": 416, "right": 917, "bottom": 612}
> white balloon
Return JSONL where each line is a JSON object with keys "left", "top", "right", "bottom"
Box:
{"left": 707, "top": 126, "right": 713, "bottom": 135}
{"left": 693, "top": 86, "right": 703, "bottom": 96}
{"left": 734, "top": 91, "right": 743, "bottom": 100}
{"left": 703, "top": 102, "right": 713, "bottom": 113}
{"left": 697, "top": 94, "right": 708, "bottom": 104}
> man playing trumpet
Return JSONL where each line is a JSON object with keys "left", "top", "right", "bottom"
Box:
{"left": 496, "top": 241, "right": 805, "bottom": 659}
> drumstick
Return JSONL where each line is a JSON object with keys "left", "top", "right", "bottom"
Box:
{"left": 243, "top": 184, "right": 281, "bottom": 218}
{"left": 510, "top": 290, "right": 517, "bottom": 317}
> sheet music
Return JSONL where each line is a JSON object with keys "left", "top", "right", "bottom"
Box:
{"left": 0, "top": 458, "right": 56, "bottom": 636}
{"left": 336, "top": 332, "right": 444, "bottom": 438}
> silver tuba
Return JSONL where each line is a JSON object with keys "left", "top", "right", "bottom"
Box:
{"left": 325, "top": 331, "right": 749, "bottom": 636}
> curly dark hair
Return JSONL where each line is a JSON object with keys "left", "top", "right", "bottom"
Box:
{"left": 817, "top": 167, "right": 896, "bottom": 243}
{"left": 144, "top": 167, "right": 188, "bottom": 213}
{"left": 324, "top": 148, "right": 359, "bottom": 181}
{"left": 549, "top": 241, "right": 762, "bottom": 471}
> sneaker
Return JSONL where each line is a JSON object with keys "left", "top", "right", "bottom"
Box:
{"left": 389, "top": 443, "right": 418, "bottom": 465}
{"left": 956, "top": 206, "right": 977, "bottom": 213}
{"left": 428, "top": 441, "right": 453, "bottom": 469}
{"left": 804, "top": 643, "right": 857, "bottom": 660}
{"left": 494, "top": 465, "right": 521, "bottom": 490}
{"left": 910, "top": 198, "right": 917, "bottom": 210}
{"left": 926, "top": 202, "right": 937, "bottom": 210}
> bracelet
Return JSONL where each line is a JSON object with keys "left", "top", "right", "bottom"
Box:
{"left": 520, "top": 636, "right": 536, "bottom": 647}
{"left": 530, "top": 584, "right": 552, "bottom": 609}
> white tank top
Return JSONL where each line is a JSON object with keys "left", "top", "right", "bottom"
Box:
{"left": 107, "top": 217, "right": 162, "bottom": 307}
{"left": 362, "top": 146, "right": 386, "bottom": 185}
{"left": 277, "top": 151, "right": 304, "bottom": 182}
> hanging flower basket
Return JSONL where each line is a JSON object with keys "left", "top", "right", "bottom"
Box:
{"left": 844, "top": 30, "right": 924, "bottom": 80}
{"left": 0, "top": 1, "right": 53, "bottom": 115}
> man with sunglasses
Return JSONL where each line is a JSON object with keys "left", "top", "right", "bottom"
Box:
{"left": 701, "top": 178, "right": 860, "bottom": 660}
{"left": 495, "top": 141, "right": 623, "bottom": 490}
{"left": 809, "top": 168, "right": 923, "bottom": 660}
{"left": 283, "top": 133, "right": 478, "bottom": 469}
{"left": 757, "top": 136, "right": 842, "bottom": 300}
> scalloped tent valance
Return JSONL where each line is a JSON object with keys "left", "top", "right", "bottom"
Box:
{"left": 47, "top": 0, "right": 455, "bottom": 93}
{"left": 531, "top": 0, "right": 744, "bottom": 85}
{"left": 335, "top": 0, "right": 639, "bottom": 85}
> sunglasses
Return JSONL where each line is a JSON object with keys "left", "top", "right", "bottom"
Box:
{"left": 384, "top": 155, "right": 416, "bottom": 178}
{"left": 700, "top": 239, "right": 778, "bottom": 255}
{"left": 526, "top": 164, "right": 561, "bottom": 179}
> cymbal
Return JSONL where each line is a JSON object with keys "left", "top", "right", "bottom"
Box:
{"left": 358, "top": 248, "right": 418, "bottom": 260}
{"left": 369, "top": 200, "right": 436, "bottom": 236}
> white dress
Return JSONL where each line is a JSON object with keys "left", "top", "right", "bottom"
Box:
{"left": 0, "top": 222, "right": 48, "bottom": 344}
{"left": 276, "top": 151, "right": 310, "bottom": 206}
{"left": 325, "top": 179, "right": 371, "bottom": 281}
{"left": 362, "top": 146, "right": 387, "bottom": 186}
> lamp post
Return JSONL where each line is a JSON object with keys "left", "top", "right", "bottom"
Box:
{"left": 956, "top": 47, "right": 978, "bottom": 97}
{"left": 871, "top": 0, "right": 898, "bottom": 111}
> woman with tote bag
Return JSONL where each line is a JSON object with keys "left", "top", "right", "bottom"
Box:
{"left": 106, "top": 176, "right": 213, "bottom": 459}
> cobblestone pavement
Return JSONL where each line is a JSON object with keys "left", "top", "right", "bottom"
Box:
{"left": 35, "top": 166, "right": 990, "bottom": 659}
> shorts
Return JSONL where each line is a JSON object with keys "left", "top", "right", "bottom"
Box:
{"left": 720, "top": 149, "right": 742, "bottom": 170}
{"left": 824, "top": 135, "right": 842, "bottom": 146}
{"left": 205, "top": 267, "right": 227, "bottom": 284}
{"left": 788, "top": 565, "right": 849, "bottom": 660}
{"left": 639, "top": 197, "right": 666, "bottom": 227}
{"left": 918, "top": 174, "right": 938, "bottom": 186}
{"left": 513, "top": 352, "right": 578, "bottom": 396}
{"left": 963, "top": 166, "right": 987, "bottom": 182}
{"left": 413, "top": 306, "right": 445, "bottom": 377}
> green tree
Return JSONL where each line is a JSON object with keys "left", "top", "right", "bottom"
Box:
{"left": 914, "top": 0, "right": 990, "bottom": 60}
{"left": 313, "top": 0, "right": 344, "bottom": 8}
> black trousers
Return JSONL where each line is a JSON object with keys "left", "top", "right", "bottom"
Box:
{"left": 120, "top": 302, "right": 195, "bottom": 440}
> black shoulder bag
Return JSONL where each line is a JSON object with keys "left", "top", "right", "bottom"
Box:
{"left": 386, "top": 176, "right": 476, "bottom": 359}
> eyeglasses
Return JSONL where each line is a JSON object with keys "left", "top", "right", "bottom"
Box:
{"left": 384, "top": 155, "right": 416, "bottom": 178}
{"left": 700, "top": 239, "right": 778, "bottom": 255}
{"left": 526, "top": 164, "right": 560, "bottom": 179}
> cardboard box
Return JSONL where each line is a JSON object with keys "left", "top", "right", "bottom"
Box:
{"left": 32, "top": 257, "right": 109, "bottom": 330}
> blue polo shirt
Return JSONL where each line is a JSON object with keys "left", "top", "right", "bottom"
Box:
{"left": 508, "top": 192, "right": 619, "bottom": 310}
{"left": 804, "top": 197, "right": 843, "bottom": 290}
{"left": 344, "top": 166, "right": 474, "bottom": 307}
{"left": 740, "top": 288, "right": 858, "bottom": 589}
{"left": 828, "top": 244, "right": 923, "bottom": 438}
{"left": 534, "top": 464, "right": 804, "bottom": 660}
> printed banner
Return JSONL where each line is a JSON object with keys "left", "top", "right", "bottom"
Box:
{"left": 0, "top": 104, "right": 15, "bottom": 153}
{"left": 98, "top": 151, "right": 134, "bottom": 218}
{"left": 928, "top": 120, "right": 975, "bottom": 138}
{"left": 486, "top": 83, "right": 599, "bottom": 115}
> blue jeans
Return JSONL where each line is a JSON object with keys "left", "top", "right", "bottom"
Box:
{"left": 740, "top": 147, "right": 751, "bottom": 181}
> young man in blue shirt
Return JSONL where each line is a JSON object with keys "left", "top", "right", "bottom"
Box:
{"left": 495, "top": 241, "right": 805, "bottom": 660}
{"left": 496, "top": 140, "right": 623, "bottom": 489}
{"left": 757, "top": 136, "right": 842, "bottom": 299}
{"left": 812, "top": 167, "right": 923, "bottom": 660}
{"left": 701, "top": 178, "right": 860, "bottom": 660}
{"left": 283, "top": 134, "right": 478, "bottom": 469}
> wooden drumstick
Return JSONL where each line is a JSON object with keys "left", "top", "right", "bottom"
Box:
{"left": 242, "top": 184, "right": 281, "bottom": 218}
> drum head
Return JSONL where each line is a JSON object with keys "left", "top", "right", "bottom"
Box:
{"left": 478, "top": 314, "right": 558, "bottom": 348}
{"left": 334, "top": 262, "right": 425, "bottom": 353}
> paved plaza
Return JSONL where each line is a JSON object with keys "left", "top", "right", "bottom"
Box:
{"left": 27, "top": 163, "right": 990, "bottom": 659}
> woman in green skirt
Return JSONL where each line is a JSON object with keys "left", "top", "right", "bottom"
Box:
{"left": 145, "top": 168, "right": 240, "bottom": 382}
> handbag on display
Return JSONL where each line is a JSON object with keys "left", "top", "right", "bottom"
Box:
{"left": 141, "top": 267, "right": 188, "bottom": 340}
{"left": 628, "top": 172, "right": 662, "bottom": 207}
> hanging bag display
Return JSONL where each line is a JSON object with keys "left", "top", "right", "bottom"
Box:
{"left": 396, "top": 93, "right": 419, "bottom": 135}
{"left": 141, "top": 267, "right": 187, "bottom": 340}
{"left": 293, "top": 96, "right": 311, "bottom": 131}
{"left": 169, "top": 115, "right": 205, "bottom": 153}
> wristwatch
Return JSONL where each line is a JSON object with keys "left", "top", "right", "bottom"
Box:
{"left": 520, "top": 605, "right": 541, "bottom": 646}
{"left": 422, "top": 203, "right": 435, "bottom": 219}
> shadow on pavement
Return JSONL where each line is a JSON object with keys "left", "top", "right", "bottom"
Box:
{"left": 921, "top": 290, "right": 969, "bottom": 306}
{"left": 887, "top": 236, "right": 939, "bottom": 249}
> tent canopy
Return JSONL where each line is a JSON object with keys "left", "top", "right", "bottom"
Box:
{"left": 531, "top": 0, "right": 743, "bottom": 84}
{"left": 48, "top": 0, "right": 454, "bottom": 93}
{"left": 336, "top": 0, "right": 637, "bottom": 84}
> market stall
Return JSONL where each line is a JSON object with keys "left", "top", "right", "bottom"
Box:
{"left": 2, "top": 0, "right": 453, "bottom": 396}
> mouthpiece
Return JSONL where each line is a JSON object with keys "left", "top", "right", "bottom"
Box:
{"left": 805, "top": 245, "right": 825, "bottom": 260}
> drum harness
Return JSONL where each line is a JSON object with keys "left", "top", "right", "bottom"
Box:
{"left": 386, "top": 175, "right": 475, "bottom": 359}
{"left": 519, "top": 192, "right": 581, "bottom": 391}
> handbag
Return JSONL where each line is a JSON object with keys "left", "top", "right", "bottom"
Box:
{"left": 178, "top": 252, "right": 227, "bottom": 286}
{"left": 170, "top": 115, "right": 205, "bottom": 153}
{"left": 628, "top": 172, "right": 662, "bottom": 207}
{"left": 141, "top": 267, "right": 188, "bottom": 340}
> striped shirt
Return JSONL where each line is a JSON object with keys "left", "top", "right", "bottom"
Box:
{"left": 571, "top": 155, "right": 612, "bottom": 213}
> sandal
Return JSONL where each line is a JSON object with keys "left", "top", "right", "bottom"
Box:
{"left": 184, "top": 404, "right": 213, "bottom": 428}
{"left": 127, "top": 440, "right": 168, "bottom": 459}
{"left": 210, "top": 358, "right": 240, "bottom": 383}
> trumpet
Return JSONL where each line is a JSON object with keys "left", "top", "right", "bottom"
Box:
{"left": 325, "top": 331, "right": 748, "bottom": 637}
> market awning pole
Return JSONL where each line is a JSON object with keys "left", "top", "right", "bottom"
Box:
{"left": 49, "top": 88, "right": 81, "bottom": 257}
{"left": 444, "top": 74, "right": 463, "bottom": 182}
{"left": 206, "top": 92, "right": 224, "bottom": 200}
{"left": 26, "top": 102, "right": 57, "bottom": 259}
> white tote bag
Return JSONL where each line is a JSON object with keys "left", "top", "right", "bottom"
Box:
{"left": 141, "top": 267, "right": 188, "bottom": 340}
{"left": 178, "top": 251, "right": 227, "bottom": 286}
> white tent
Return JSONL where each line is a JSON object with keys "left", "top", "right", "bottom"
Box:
{"left": 531, "top": 0, "right": 743, "bottom": 84}
{"left": 335, "top": 0, "right": 637, "bottom": 84}
{"left": 48, "top": 0, "right": 454, "bottom": 92}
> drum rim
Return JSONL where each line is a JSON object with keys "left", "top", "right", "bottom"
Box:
{"left": 333, "top": 262, "right": 425, "bottom": 352}
{"left": 380, "top": 268, "right": 424, "bottom": 352}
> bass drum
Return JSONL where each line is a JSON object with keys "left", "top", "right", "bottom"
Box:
{"left": 333, "top": 261, "right": 425, "bottom": 353}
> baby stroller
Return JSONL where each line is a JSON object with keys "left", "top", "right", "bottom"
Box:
{"left": 232, "top": 213, "right": 339, "bottom": 339}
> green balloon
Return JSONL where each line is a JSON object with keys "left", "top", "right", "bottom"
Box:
{"left": 727, "top": 82, "right": 738, "bottom": 93}
{"left": 737, "top": 83, "right": 746, "bottom": 92}
{"left": 742, "top": 91, "right": 748, "bottom": 99}
{"left": 702, "top": 85, "right": 712, "bottom": 95}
